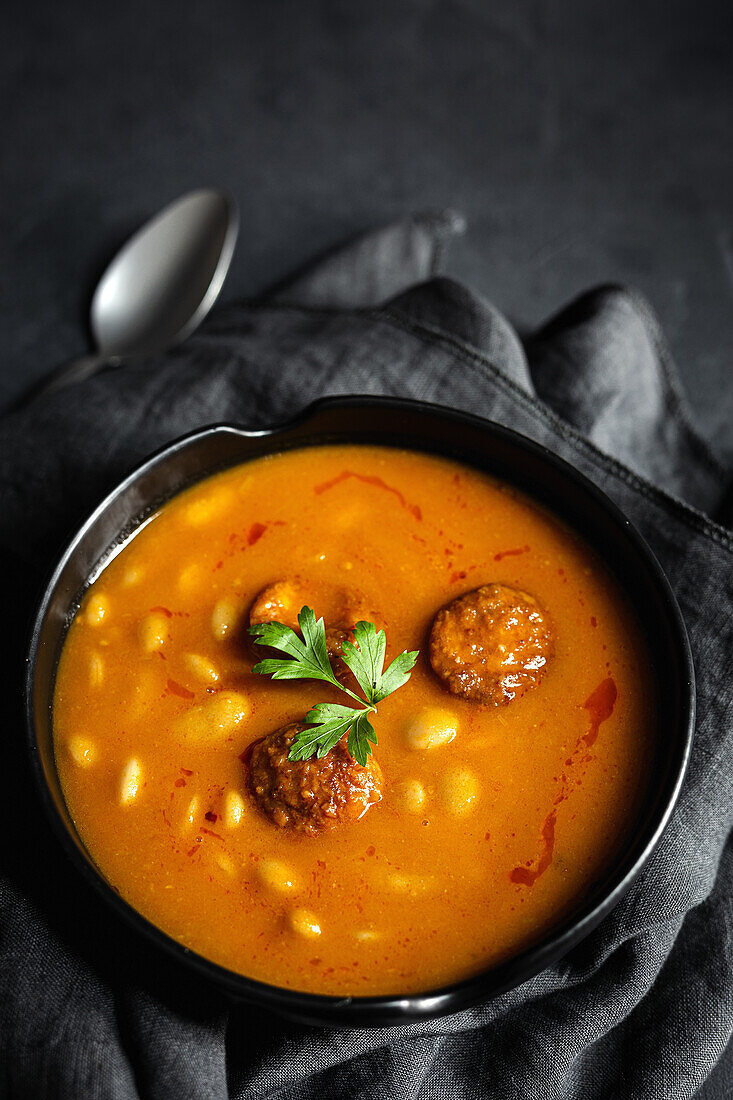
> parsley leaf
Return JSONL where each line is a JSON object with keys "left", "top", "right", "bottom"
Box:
{"left": 372, "top": 648, "right": 419, "bottom": 702}
{"left": 347, "top": 710, "right": 377, "bottom": 767}
{"left": 341, "top": 621, "right": 418, "bottom": 705}
{"left": 294, "top": 703, "right": 359, "bottom": 760}
{"left": 250, "top": 607, "right": 343, "bottom": 688}
{"left": 340, "top": 621, "right": 386, "bottom": 703}
{"left": 249, "top": 605, "right": 418, "bottom": 764}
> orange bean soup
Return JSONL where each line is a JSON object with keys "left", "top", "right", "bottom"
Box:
{"left": 53, "top": 445, "right": 654, "bottom": 996}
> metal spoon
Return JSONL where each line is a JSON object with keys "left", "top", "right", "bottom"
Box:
{"left": 33, "top": 189, "right": 239, "bottom": 397}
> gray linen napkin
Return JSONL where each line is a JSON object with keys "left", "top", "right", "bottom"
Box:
{"left": 1, "top": 214, "right": 731, "bottom": 1100}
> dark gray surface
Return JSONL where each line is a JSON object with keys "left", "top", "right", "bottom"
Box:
{"left": 3, "top": 0, "right": 733, "bottom": 462}
{"left": 2, "top": 3, "right": 732, "bottom": 1097}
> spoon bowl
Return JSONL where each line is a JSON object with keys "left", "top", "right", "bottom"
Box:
{"left": 91, "top": 189, "right": 239, "bottom": 358}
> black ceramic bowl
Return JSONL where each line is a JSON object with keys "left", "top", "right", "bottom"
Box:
{"left": 26, "top": 396, "right": 694, "bottom": 1026}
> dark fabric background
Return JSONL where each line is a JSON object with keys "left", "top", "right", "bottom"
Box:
{"left": 3, "top": 0, "right": 733, "bottom": 465}
{"left": 0, "top": 218, "right": 731, "bottom": 1098}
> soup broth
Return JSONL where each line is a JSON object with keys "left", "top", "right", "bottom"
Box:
{"left": 53, "top": 445, "right": 654, "bottom": 995}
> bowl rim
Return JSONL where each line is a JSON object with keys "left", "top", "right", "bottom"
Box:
{"left": 25, "top": 394, "right": 695, "bottom": 1026}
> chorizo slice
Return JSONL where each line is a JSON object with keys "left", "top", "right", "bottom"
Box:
{"left": 249, "top": 580, "right": 381, "bottom": 678}
{"left": 429, "top": 583, "right": 553, "bottom": 705}
{"left": 248, "top": 722, "right": 383, "bottom": 836}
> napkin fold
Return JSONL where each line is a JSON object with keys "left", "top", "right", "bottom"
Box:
{"left": 1, "top": 214, "right": 731, "bottom": 1100}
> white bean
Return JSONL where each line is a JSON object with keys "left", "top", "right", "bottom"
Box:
{"left": 215, "top": 852, "right": 236, "bottom": 876}
{"left": 354, "top": 928, "right": 380, "bottom": 943}
{"left": 404, "top": 708, "right": 458, "bottom": 751}
{"left": 129, "top": 665, "right": 162, "bottom": 719}
{"left": 288, "top": 908, "right": 321, "bottom": 938}
{"left": 211, "top": 598, "right": 242, "bottom": 642}
{"left": 258, "top": 859, "right": 298, "bottom": 893}
{"left": 68, "top": 736, "right": 96, "bottom": 767}
{"left": 183, "top": 652, "right": 220, "bottom": 684}
{"left": 394, "top": 778, "right": 426, "bottom": 813}
{"left": 119, "top": 757, "right": 142, "bottom": 805}
{"left": 122, "top": 564, "right": 144, "bottom": 587}
{"left": 88, "top": 652, "right": 104, "bottom": 688}
{"left": 223, "top": 789, "right": 246, "bottom": 829}
{"left": 182, "top": 489, "right": 232, "bottom": 527}
{"left": 387, "top": 872, "right": 435, "bottom": 897}
{"left": 332, "top": 502, "right": 369, "bottom": 531}
{"left": 177, "top": 562, "right": 202, "bottom": 593}
{"left": 85, "top": 592, "right": 109, "bottom": 626}
{"left": 138, "top": 611, "right": 170, "bottom": 653}
{"left": 173, "top": 693, "right": 250, "bottom": 744}
{"left": 440, "top": 767, "right": 479, "bottom": 815}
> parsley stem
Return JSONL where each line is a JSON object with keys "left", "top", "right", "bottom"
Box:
{"left": 325, "top": 676, "right": 375, "bottom": 711}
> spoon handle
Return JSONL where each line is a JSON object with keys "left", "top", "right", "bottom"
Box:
{"left": 41, "top": 354, "right": 113, "bottom": 393}
{"left": 19, "top": 354, "right": 116, "bottom": 406}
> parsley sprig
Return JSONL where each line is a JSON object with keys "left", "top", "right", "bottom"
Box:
{"left": 249, "top": 607, "right": 418, "bottom": 765}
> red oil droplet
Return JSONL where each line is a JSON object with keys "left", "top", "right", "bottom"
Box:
{"left": 583, "top": 677, "right": 617, "bottom": 746}
{"left": 248, "top": 522, "right": 267, "bottom": 546}
{"left": 494, "top": 544, "right": 530, "bottom": 562}
{"left": 166, "top": 678, "right": 195, "bottom": 700}
{"left": 509, "top": 811, "right": 557, "bottom": 886}
{"left": 314, "top": 470, "right": 422, "bottom": 520}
